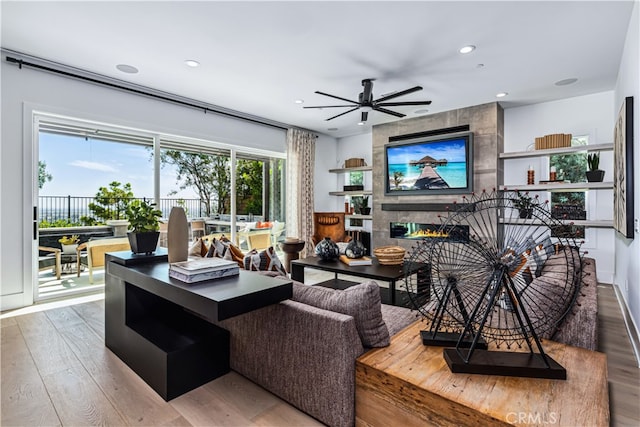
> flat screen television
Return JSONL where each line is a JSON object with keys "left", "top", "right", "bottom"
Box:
{"left": 384, "top": 131, "right": 473, "bottom": 196}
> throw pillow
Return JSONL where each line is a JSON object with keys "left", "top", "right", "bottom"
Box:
{"left": 509, "top": 250, "right": 533, "bottom": 286}
{"left": 292, "top": 281, "right": 390, "bottom": 348}
{"left": 206, "top": 237, "right": 228, "bottom": 258}
{"left": 219, "top": 235, "right": 245, "bottom": 267}
{"left": 243, "top": 247, "right": 287, "bottom": 275}
{"left": 541, "top": 236, "right": 556, "bottom": 257}
{"left": 533, "top": 243, "right": 548, "bottom": 277}
{"left": 188, "top": 238, "right": 208, "bottom": 257}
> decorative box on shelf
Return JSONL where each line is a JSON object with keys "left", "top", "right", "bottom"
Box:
{"left": 344, "top": 158, "right": 366, "bottom": 168}
{"left": 534, "top": 133, "right": 572, "bottom": 149}
{"left": 343, "top": 185, "right": 364, "bottom": 191}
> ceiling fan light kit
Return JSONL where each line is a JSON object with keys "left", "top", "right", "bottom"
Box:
{"left": 304, "top": 78, "right": 432, "bottom": 123}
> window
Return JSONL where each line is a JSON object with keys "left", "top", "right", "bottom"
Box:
{"left": 549, "top": 136, "right": 588, "bottom": 238}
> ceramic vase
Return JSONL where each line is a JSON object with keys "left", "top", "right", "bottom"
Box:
{"left": 315, "top": 237, "right": 340, "bottom": 260}
{"left": 168, "top": 206, "right": 189, "bottom": 263}
{"left": 345, "top": 240, "right": 365, "bottom": 258}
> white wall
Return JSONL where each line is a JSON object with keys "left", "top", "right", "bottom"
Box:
{"left": 313, "top": 132, "right": 372, "bottom": 213}
{"left": 0, "top": 61, "right": 312, "bottom": 310}
{"left": 613, "top": 0, "right": 640, "bottom": 360}
{"left": 504, "top": 92, "right": 616, "bottom": 283}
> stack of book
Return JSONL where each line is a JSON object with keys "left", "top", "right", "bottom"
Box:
{"left": 169, "top": 257, "right": 239, "bottom": 283}
{"left": 339, "top": 254, "right": 372, "bottom": 266}
{"left": 534, "top": 133, "right": 572, "bottom": 149}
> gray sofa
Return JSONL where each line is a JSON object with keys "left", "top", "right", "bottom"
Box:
{"left": 214, "top": 257, "right": 598, "bottom": 427}
{"left": 216, "top": 279, "right": 416, "bottom": 427}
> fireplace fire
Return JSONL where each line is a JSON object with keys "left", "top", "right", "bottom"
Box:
{"left": 390, "top": 222, "right": 469, "bottom": 243}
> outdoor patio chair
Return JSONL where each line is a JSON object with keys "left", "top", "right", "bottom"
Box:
{"left": 38, "top": 246, "right": 61, "bottom": 280}
{"left": 270, "top": 221, "right": 286, "bottom": 247}
{"left": 247, "top": 231, "right": 271, "bottom": 251}
{"left": 190, "top": 219, "right": 206, "bottom": 240}
{"left": 77, "top": 237, "right": 130, "bottom": 283}
{"left": 159, "top": 220, "right": 168, "bottom": 247}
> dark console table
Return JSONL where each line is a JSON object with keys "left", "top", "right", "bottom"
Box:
{"left": 105, "top": 250, "right": 292, "bottom": 400}
{"left": 291, "top": 257, "right": 429, "bottom": 306}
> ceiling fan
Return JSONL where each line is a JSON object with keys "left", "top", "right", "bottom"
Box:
{"left": 304, "top": 78, "right": 432, "bottom": 122}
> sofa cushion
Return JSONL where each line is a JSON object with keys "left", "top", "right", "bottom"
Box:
{"left": 292, "top": 281, "right": 390, "bottom": 347}
{"left": 243, "top": 247, "right": 287, "bottom": 276}
{"left": 188, "top": 238, "right": 208, "bottom": 257}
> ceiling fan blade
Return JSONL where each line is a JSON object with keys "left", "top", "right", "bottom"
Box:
{"left": 361, "top": 111, "right": 369, "bottom": 122}
{"left": 374, "top": 86, "right": 423, "bottom": 103}
{"left": 377, "top": 100, "right": 432, "bottom": 107}
{"left": 315, "top": 91, "right": 359, "bottom": 105}
{"left": 326, "top": 107, "right": 360, "bottom": 121}
{"left": 303, "top": 105, "right": 359, "bottom": 109}
{"left": 373, "top": 106, "right": 406, "bottom": 118}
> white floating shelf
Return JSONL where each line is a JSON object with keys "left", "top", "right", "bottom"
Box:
{"left": 329, "top": 166, "right": 373, "bottom": 173}
{"left": 501, "top": 218, "right": 613, "bottom": 228}
{"left": 329, "top": 190, "right": 374, "bottom": 196}
{"left": 500, "top": 182, "right": 613, "bottom": 191}
{"left": 499, "top": 143, "right": 613, "bottom": 159}
{"left": 346, "top": 214, "right": 372, "bottom": 220}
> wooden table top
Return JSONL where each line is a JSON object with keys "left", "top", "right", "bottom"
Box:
{"left": 357, "top": 320, "right": 609, "bottom": 426}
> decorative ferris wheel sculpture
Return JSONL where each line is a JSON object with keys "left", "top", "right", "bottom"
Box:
{"left": 403, "top": 189, "right": 583, "bottom": 379}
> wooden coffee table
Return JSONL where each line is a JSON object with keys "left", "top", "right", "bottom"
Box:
{"left": 356, "top": 320, "right": 609, "bottom": 426}
{"left": 105, "top": 251, "right": 292, "bottom": 400}
{"left": 291, "top": 257, "right": 429, "bottom": 306}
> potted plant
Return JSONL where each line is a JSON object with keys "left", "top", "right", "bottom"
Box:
{"left": 360, "top": 195, "right": 371, "bottom": 215}
{"left": 125, "top": 200, "right": 163, "bottom": 254}
{"left": 586, "top": 152, "right": 605, "bottom": 182}
{"left": 58, "top": 234, "right": 80, "bottom": 254}
{"left": 513, "top": 191, "right": 534, "bottom": 219}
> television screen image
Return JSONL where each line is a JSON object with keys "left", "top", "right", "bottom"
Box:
{"left": 384, "top": 132, "right": 473, "bottom": 196}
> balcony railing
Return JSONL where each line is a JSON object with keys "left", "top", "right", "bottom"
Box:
{"left": 39, "top": 195, "right": 207, "bottom": 224}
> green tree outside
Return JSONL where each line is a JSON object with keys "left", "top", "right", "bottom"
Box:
{"left": 161, "top": 150, "right": 264, "bottom": 217}
{"left": 236, "top": 158, "right": 263, "bottom": 215}
{"left": 81, "top": 181, "right": 135, "bottom": 225}
{"left": 38, "top": 161, "right": 52, "bottom": 189}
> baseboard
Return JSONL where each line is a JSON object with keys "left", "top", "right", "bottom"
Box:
{"left": 612, "top": 284, "right": 640, "bottom": 367}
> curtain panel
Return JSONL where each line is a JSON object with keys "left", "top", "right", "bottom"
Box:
{"left": 286, "top": 128, "right": 315, "bottom": 258}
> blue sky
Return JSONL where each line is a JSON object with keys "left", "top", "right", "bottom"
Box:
{"left": 387, "top": 138, "right": 467, "bottom": 164}
{"left": 39, "top": 133, "right": 198, "bottom": 198}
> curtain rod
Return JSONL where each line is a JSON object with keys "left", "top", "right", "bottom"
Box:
{"left": 5, "top": 52, "right": 291, "bottom": 132}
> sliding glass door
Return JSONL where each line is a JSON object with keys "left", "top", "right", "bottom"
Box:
{"left": 35, "top": 116, "right": 286, "bottom": 301}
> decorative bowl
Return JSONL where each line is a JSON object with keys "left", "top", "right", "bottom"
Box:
{"left": 373, "top": 245, "right": 406, "bottom": 265}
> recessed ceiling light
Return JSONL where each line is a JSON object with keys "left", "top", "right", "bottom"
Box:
{"left": 185, "top": 60, "right": 200, "bottom": 68}
{"left": 555, "top": 78, "right": 578, "bottom": 86}
{"left": 357, "top": 122, "right": 365, "bottom": 126}
{"left": 294, "top": 99, "right": 304, "bottom": 104}
{"left": 116, "top": 64, "right": 138, "bottom": 74}
{"left": 414, "top": 109, "right": 429, "bottom": 114}
{"left": 496, "top": 92, "right": 508, "bottom": 98}
{"left": 327, "top": 127, "right": 338, "bottom": 131}
{"left": 459, "top": 45, "right": 476, "bottom": 54}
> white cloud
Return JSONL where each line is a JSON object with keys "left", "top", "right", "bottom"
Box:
{"left": 69, "top": 160, "right": 118, "bottom": 173}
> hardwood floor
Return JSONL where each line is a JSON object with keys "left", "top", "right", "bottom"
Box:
{"left": 1, "top": 283, "right": 638, "bottom": 426}
{"left": 597, "top": 284, "right": 640, "bottom": 426}
{"left": 1, "top": 298, "right": 322, "bottom": 427}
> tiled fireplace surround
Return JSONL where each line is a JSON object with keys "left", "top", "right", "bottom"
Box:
{"left": 372, "top": 102, "right": 504, "bottom": 251}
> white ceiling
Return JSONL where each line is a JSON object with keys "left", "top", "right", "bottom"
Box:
{"left": 1, "top": 1, "right": 634, "bottom": 138}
